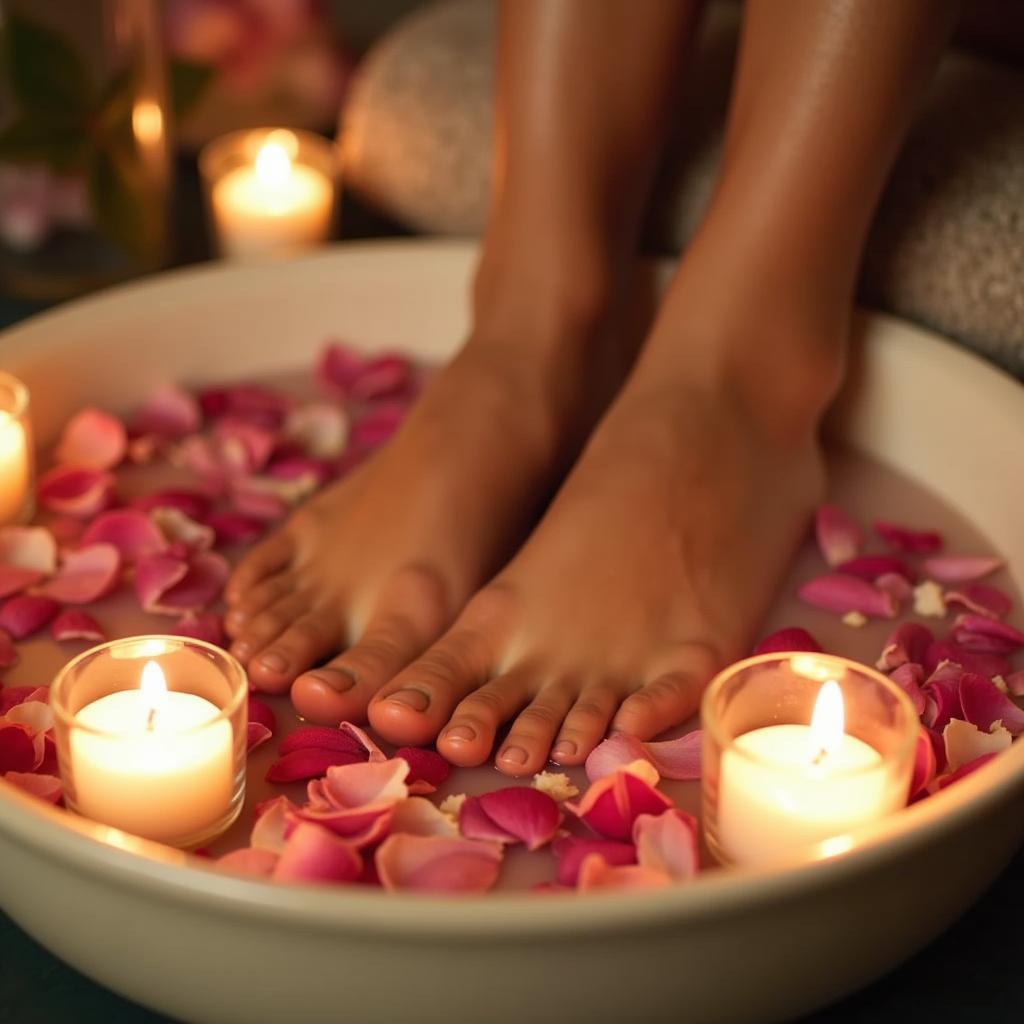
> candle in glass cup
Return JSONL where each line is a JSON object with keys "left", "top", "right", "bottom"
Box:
{"left": 0, "top": 371, "right": 33, "bottom": 524}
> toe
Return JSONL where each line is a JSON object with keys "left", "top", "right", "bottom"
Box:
{"left": 611, "top": 671, "right": 702, "bottom": 740}
{"left": 368, "top": 625, "right": 494, "bottom": 748}
{"left": 229, "top": 593, "right": 310, "bottom": 685}
{"left": 248, "top": 609, "right": 341, "bottom": 692}
{"left": 494, "top": 681, "right": 574, "bottom": 777}
{"left": 226, "top": 531, "right": 294, "bottom": 604}
{"left": 549, "top": 681, "right": 621, "bottom": 765}
{"left": 436, "top": 672, "right": 534, "bottom": 768}
{"left": 224, "top": 573, "right": 296, "bottom": 638}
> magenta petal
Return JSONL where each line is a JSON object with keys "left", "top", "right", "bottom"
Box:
{"left": 753, "top": 627, "right": 823, "bottom": 656}
{"left": 874, "top": 519, "right": 943, "bottom": 554}
{"left": 585, "top": 733, "right": 650, "bottom": 782}
{"left": 459, "top": 795, "right": 517, "bottom": 845}
{"left": 246, "top": 722, "right": 273, "bottom": 753}
{"left": 133, "top": 553, "right": 189, "bottom": 611}
{"left": 924, "top": 639, "right": 1009, "bottom": 679}
{"left": 35, "top": 543, "right": 122, "bottom": 604}
{"left": 150, "top": 507, "right": 215, "bottom": 551}
{"left": 553, "top": 837, "right": 636, "bottom": 886}
{"left": 633, "top": 809, "right": 699, "bottom": 880}
{"left": 909, "top": 727, "right": 938, "bottom": 799}
{"left": 134, "top": 383, "right": 201, "bottom": 438}
{"left": 0, "top": 526, "right": 57, "bottom": 573}
{"left": 1005, "top": 670, "right": 1024, "bottom": 698}
{"left": 394, "top": 746, "right": 451, "bottom": 794}
{"left": 577, "top": 854, "right": 673, "bottom": 892}
{"left": 566, "top": 768, "right": 674, "bottom": 841}
{"left": 953, "top": 614, "right": 1024, "bottom": 650}
{"left": 0, "top": 565, "right": 46, "bottom": 599}
{"left": 876, "top": 623, "right": 933, "bottom": 672}
{"left": 0, "top": 595, "right": 60, "bottom": 639}
{"left": 923, "top": 677, "right": 964, "bottom": 732}
{"left": 0, "top": 723, "right": 36, "bottom": 772}
{"left": 315, "top": 341, "right": 365, "bottom": 395}
{"left": 278, "top": 725, "right": 369, "bottom": 758}
{"left": 937, "top": 753, "right": 999, "bottom": 790}
{"left": 131, "top": 489, "right": 212, "bottom": 520}
{"left": 876, "top": 572, "right": 914, "bottom": 603}
{"left": 217, "top": 847, "right": 279, "bottom": 877}
{"left": 836, "top": 554, "right": 915, "bottom": 582}
{"left": 173, "top": 611, "right": 226, "bottom": 647}
{"left": 81, "top": 509, "right": 168, "bottom": 563}
{"left": 266, "top": 747, "right": 365, "bottom": 783}
{"left": 199, "top": 384, "right": 292, "bottom": 428}
{"left": 920, "top": 555, "right": 1003, "bottom": 584}
{"left": 375, "top": 834, "right": 503, "bottom": 893}
{"left": 349, "top": 354, "right": 415, "bottom": 402}
{"left": 476, "top": 787, "right": 561, "bottom": 851}
{"left": 37, "top": 465, "right": 115, "bottom": 518}
{"left": 959, "top": 672, "right": 1024, "bottom": 736}
{"left": 205, "top": 511, "right": 265, "bottom": 547}
{"left": 645, "top": 731, "right": 703, "bottom": 781}
{"left": 3, "top": 770, "right": 62, "bottom": 803}
{"left": 797, "top": 573, "right": 898, "bottom": 618}
{"left": 50, "top": 609, "right": 105, "bottom": 642}
{"left": 247, "top": 696, "right": 276, "bottom": 734}
{"left": 944, "top": 584, "right": 1013, "bottom": 620}
{"left": 214, "top": 417, "right": 277, "bottom": 475}
{"left": 55, "top": 407, "right": 127, "bottom": 470}
{"left": 272, "top": 822, "right": 362, "bottom": 884}
{"left": 815, "top": 505, "right": 863, "bottom": 566}
{"left": 146, "top": 551, "right": 229, "bottom": 614}
{"left": 0, "top": 685, "right": 45, "bottom": 714}
{"left": 227, "top": 481, "right": 290, "bottom": 521}
{"left": 888, "top": 663, "right": 927, "bottom": 716}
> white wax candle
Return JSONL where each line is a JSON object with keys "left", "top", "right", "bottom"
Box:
{"left": 717, "top": 724, "right": 897, "bottom": 864}
{"left": 211, "top": 136, "right": 333, "bottom": 259}
{"left": 71, "top": 663, "right": 232, "bottom": 844}
{"left": 0, "top": 409, "right": 29, "bottom": 524}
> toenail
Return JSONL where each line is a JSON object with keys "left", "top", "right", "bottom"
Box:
{"left": 258, "top": 651, "right": 288, "bottom": 674}
{"left": 385, "top": 688, "right": 430, "bottom": 712}
{"left": 316, "top": 667, "right": 356, "bottom": 693}
{"left": 443, "top": 724, "right": 476, "bottom": 743}
{"left": 226, "top": 609, "right": 246, "bottom": 627}
{"left": 551, "top": 740, "right": 577, "bottom": 761}
{"left": 499, "top": 746, "right": 528, "bottom": 766}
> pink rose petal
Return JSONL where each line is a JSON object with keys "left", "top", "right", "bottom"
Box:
{"left": 266, "top": 455, "right": 333, "bottom": 490}
{"left": 247, "top": 695, "right": 276, "bottom": 734}
{"left": 391, "top": 796, "right": 459, "bottom": 838}
{"left": 133, "top": 384, "right": 201, "bottom": 438}
{"left": 943, "top": 717, "right": 1012, "bottom": 770}
{"left": 0, "top": 685, "right": 45, "bottom": 714}
{"left": 876, "top": 572, "right": 915, "bottom": 603}
{"left": 924, "top": 641, "right": 1009, "bottom": 680}
{"left": 923, "top": 676, "right": 964, "bottom": 732}
{"left": 81, "top": 509, "right": 168, "bottom": 563}
{"left": 227, "top": 481, "right": 290, "bottom": 521}
{"left": 337, "top": 721, "right": 387, "bottom": 762}
{"left": 472, "top": 787, "right": 561, "bottom": 851}
{"left": 585, "top": 733, "right": 649, "bottom": 782}
{"left": 199, "top": 384, "right": 292, "bottom": 429}
{"left": 950, "top": 630, "right": 1019, "bottom": 657}
{"left": 3, "top": 771, "right": 62, "bottom": 803}
{"left": 836, "top": 554, "right": 916, "bottom": 582}
{"left": 633, "top": 810, "right": 699, "bottom": 880}
{"left": 173, "top": 611, "right": 226, "bottom": 647}
{"left": 0, "top": 526, "right": 57, "bottom": 573}
{"left": 876, "top": 623, "right": 933, "bottom": 672}
{"left": 272, "top": 822, "right": 362, "bottom": 884}
{"left": 349, "top": 354, "right": 416, "bottom": 402}
{"left": 43, "top": 516, "right": 85, "bottom": 546}
{"left": 136, "top": 550, "right": 229, "bottom": 614}
{"left": 944, "top": 584, "right": 1013, "bottom": 620}
{"left": 55, "top": 407, "right": 127, "bottom": 469}
{"left": 35, "top": 543, "right": 122, "bottom": 604}
{"left": 909, "top": 727, "right": 938, "bottom": 799}
{"left": 393, "top": 746, "right": 451, "bottom": 795}
{"left": 278, "top": 725, "right": 370, "bottom": 758}
{"left": 0, "top": 723, "right": 35, "bottom": 772}
{"left": 251, "top": 795, "right": 300, "bottom": 853}
{"left": 645, "top": 732, "right": 703, "bottom": 781}
{"left": 874, "top": 519, "right": 943, "bottom": 554}
{"left": 0, "top": 565, "right": 46, "bottom": 600}
{"left": 205, "top": 511, "right": 266, "bottom": 546}
{"left": 753, "top": 627, "right": 823, "bottom": 655}
{"left": 0, "top": 595, "right": 60, "bottom": 639}
{"left": 50, "top": 609, "right": 105, "bottom": 642}
{"left": 350, "top": 401, "right": 408, "bottom": 450}
{"left": 458, "top": 796, "right": 518, "bottom": 845}
{"left": 815, "top": 505, "right": 863, "bottom": 567}
{"left": 577, "top": 853, "right": 673, "bottom": 892}
{"left": 217, "top": 847, "right": 279, "bottom": 877}
{"left": 150, "top": 507, "right": 215, "bottom": 551}
{"left": 131, "top": 489, "right": 212, "bottom": 520}
{"left": 246, "top": 722, "right": 273, "bottom": 753}
{"left": 952, "top": 614, "right": 1024, "bottom": 651}
{"left": 375, "top": 833, "right": 503, "bottom": 893}
{"left": 566, "top": 767, "right": 673, "bottom": 841}
{"left": 797, "top": 574, "right": 898, "bottom": 618}
{"left": 920, "top": 555, "right": 1003, "bottom": 584}
{"left": 214, "top": 417, "right": 277, "bottom": 475}
{"left": 937, "top": 753, "right": 999, "bottom": 790}
{"left": 315, "top": 341, "right": 365, "bottom": 395}
{"left": 959, "top": 672, "right": 1024, "bottom": 736}
{"left": 889, "top": 663, "right": 927, "bottom": 716}
{"left": 552, "top": 836, "right": 636, "bottom": 887}
{"left": 266, "top": 747, "right": 365, "bottom": 783}
{"left": 37, "top": 465, "right": 115, "bottom": 518}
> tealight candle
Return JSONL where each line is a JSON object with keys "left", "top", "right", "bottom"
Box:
{"left": 200, "top": 127, "right": 338, "bottom": 260}
{"left": 0, "top": 371, "right": 33, "bottom": 525}
{"left": 51, "top": 637, "right": 247, "bottom": 848}
{"left": 702, "top": 653, "right": 917, "bottom": 866}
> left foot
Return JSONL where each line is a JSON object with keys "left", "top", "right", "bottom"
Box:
{"left": 367, "top": 323, "right": 836, "bottom": 775}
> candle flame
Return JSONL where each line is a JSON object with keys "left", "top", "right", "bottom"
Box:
{"left": 140, "top": 660, "right": 168, "bottom": 728}
{"left": 809, "top": 680, "right": 844, "bottom": 762}
{"left": 255, "top": 130, "right": 298, "bottom": 189}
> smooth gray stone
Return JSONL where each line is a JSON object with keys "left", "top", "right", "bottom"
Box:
{"left": 343, "top": 0, "right": 1024, "bottom": 376}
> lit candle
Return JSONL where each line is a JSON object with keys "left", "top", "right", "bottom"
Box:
{"left": 203, "top": 128, "right": 336, "bottom": 259}
{"left": 0, "top": 371, "right": 32, "bottom": 524}
{"left": 70, "top": 661, "right": 233, "bottom": 845}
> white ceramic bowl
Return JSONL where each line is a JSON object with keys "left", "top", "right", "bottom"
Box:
{"left": 0, "top": 241, "right": 1022, "bottom": 1024}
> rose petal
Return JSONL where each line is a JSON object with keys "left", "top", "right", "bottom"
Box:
{"left": 923, "top": 675, "right": 964, "bottom": 732}
{"left": 350, "top": 354, "right": 416, "bottom": 402}
{"left": 836, "top": 555, "right": 916, "bottom": 582}
{"left": 81, "top": 509, "right": 168, "bottom": 563}
{"left": 924, "top": 640, "right": 1010, "bottom": 679}
{"left": 214, "top": 417, "right": 277, "bottom": 475}
{"left": 199, "top": 384, "right": 292, "bottom": 429}
{"left": 217, "top": 847, "right": 279, "bottom": 877}
{"left": 251, "top": 795, "right": 300, "bottom": 853}
{"left": 37, "top": 465, "right": 116, "bottom": 518}
{"left": 227, "top": 481, "right": 290, "bottom": 521}
{"left": 133, "top": 383, "right": 201, "bottom": 438}
{"left": 944, "top": 584, "right": 1013, "bottom": 620}
{"left": 0, "top": 595, "right": 60, "bottom": 639}
{"left": 566, "top": 766, "right": 673, "bottom": 841}
{"left": 633, "top": 809, "right": 699, "bottom": 880}
{"left": 0, "top": 685, "right": 45, "bottom": 714}
{"left": 246, "top": 722, "right": 273, "bottom": 753}
{"left": 585, "top": 733, "right": 649, "bottom": 782}
{"left": 245, "top": 695, "right": 276, "bottom": 735}
{"left": 35, "top": 543, "right": 122, "bottom": 604}
{"left": 375, "top": 833, "right": 502, "bottom": 893}
{"left": 909, "top": 727, "right": 938, "bottom": 800}
{"left": 44, "top": 516, "right": 85, "bottom": 546}
{"left": 3, "top": 771, "right": 62, "bottom": 803}
{"left": 0, "top": 565, "right": 46, "bottom": 599}
{"left": 337, "top": 721, "right": 387, "bottom": 762}
{"left": 350, "top": 401, "right": 408, "bottom": 450}
{"left": 943, "top": 718, "right": 1012, "bottom": 771}
{"left": 577, "top": 853, "right": 673, "bottom": 892}
{"left": 753, "top": 627, "right": 823, "bottom": 656}
{"left": 271, "top": 822, "right": 363, "bottom": 884}
{"left": 136, "top": 550, "right": 229, "bottom": 614}
{"left": 203, "top": 512, "right": 265, "bottom": 548}
{"left": 284, "top": 403, "right": 349, "bottom": 459}
{"left": 131, "top": 489, "right": 213, "bottom": 520}
{"left": 552, "top": 836, "right": 636, "bottom": 887}
{"left": 949, "top": 630, "right": 1019, "bottom": 657}
{"left": 876, "top": 572, "right": 915, "bottom": 603}
{"left": 173, "top": 611, "right": 226, "bottom": 647}
{"left": 0, "top": 723, "right": 36, "bottom": 772}
{"left": 0, "top": 526, "right": 57, "bottom": 573}
{"left": 937, "top": 753, "right": 999, "bottom": 790}
{"left": 391, "top": 796, "right": 459, "bottom": 838}
{"left": 1005, "top": 670, "right": 1024, "bottom": 698}
{"left": 393, "top": 746, "right": 451, "bottom": 795}
{"left": 959, "top": 672, "right": 1024, "bottom": 736}
{"left": 645, "top": 732, "right": 703, "bottom": 781}
{"left": 50, "top": 609, "right": 105, "bottom": 642}
{"left": 814, "top": 505, "right": 863, "bottom": 567}
{"left": 266, "top": 747, "right": 365, "bottom": 783}
{"left": 150, "top": 507, "right": 216, "bottom": 552}
{"left": 55, "top": 408, "right": 127, "bottom": 469}
{"left": 315, "top": 341, "right": 365, "bottom": 395}
{"left": 278, "top": 725, "right": 369, "bottom": 758}
{"left": 889, "top": 663, "right": 927, "bottom": 716}
{"left": 474, "top": 787, "right": 561, "bottom": 851}
{"left": 920, "top": 555, "right": 1003, "bottom": 584}
{"left": 952, "top": 614, "right": 1024, "bottom": 651}
{"left": 874, "top": 520, "right": 943, "bottom": 554}
{"left": 876, "top": 623, "right": 934, "bottom": 672}
{"left": 797, "top": 574, "right": 898, "bottom": 618}
{"left": 458, "top": 795, "right": 517, "bottom": 845}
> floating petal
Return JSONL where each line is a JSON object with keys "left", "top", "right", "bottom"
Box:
{"left": 375, "top": 834, "right": 503, "bottom": 893}
{"left": 959, "top": 672, "right": 1024, "bottom": 736}
{"left": 920, "top": 555, "right": 1003, "bottom": 584}
{"left": 265, "top": 747, "right": 365, "bottom": 783}
{"left": 0, "top": 565, "right": 46, "bottom": 600}
{"left": 216, "top": 847, "right": 279, "bottom": 877}
{"left": 888, "top": 663, "right": 927, "bottom": 717}
{"left": 797, "top": 574, "right": 898, "bottom": 618}
{"left": 37, "top": 465, "right": 115, "bottom": 518}
{"left": 131, "top": 489, "right": 212, "bottom": 520}
{"left": 394, "top": 746, "right": 451, "bottom": 795}
{"left": 566, "top": 766, "right": 673, "bottom": 841}
{"left": 173, "top": 611, "right": 226, "bottom": 647}
{"left": 251, "top": 795, "right": 300, "bottom": 853}
{"left": 50, "top": 609, "right": 105, "bottom": 642}
{"left": 633, "top": 810, "right": 699, "bottom": 880}
{"left": 876, "top": 623, "right": 933, "bottom": 672}
{"left": 391, "top": 796, "right": 459, "bottom": 838}
{"left": 133, "top": 383, "right": 201, "bottom": 438}
{"left": 35, "top": 543, "right": 121, "bottom": 604}
{"left": 55, "top": 408, "right": 127, "bottom": 469}
{"left": 0, "top": 595, "right": 60, "bottom": 639}
{"left": 924, "top": 640, "right": 1009, "bottom": 679}
{"left": 944, "top": 584, "right": 1013, "bottom": 620}
{"left": 577, "top": 854, "right": 673, "bottom": 892}
{"left": 350, "top": 401, "right": 408, "bottom": 450}
{"left": 836, "top": 554, "right": 915, "bottom": 582}
{"left": 814, "top": 505, "right": 863, "bottom": 566}
{"left": 272, "top": 822, "right": 362, "bottom": 884}
{"left": 585, "top": 733, "right": 648, "bottom": 782}
{"left": 246, "top": 722, "right": 273, "bottom": 753}
{"left": 3, "top": 771, "right": 61, "bottom": 803}
{"left": 205, "top": 512, "right": 266, "bottom": 547}
{"left": 81, "top": 509, "right": 168, "bottom": 562}
{"left": 645, "top": 732, "right": 703, "bottom": 781}
{"left": 0, "top": 526, "right": 57, "bottom": 573}
{"left": 909, "top": 727, "right": 938, "bottom": 799}
{"left": 753, "top": 627, "right": 822, "bottom": 655}
{"left": 471, "top": 787, "right": 561, "bottom": 851}
{"left": 0, "top": 723, "right": 35, "bottom": 772}
{"left": 943, "top": 718, "right": 1012, "bottom": 771}
{"left": 278, "top": 725, "right": 369, "bottom": 758}
{"left": 936, "top": 753, "right": 999, "bottom": 790}
{"left": 874, "top": 520, "right": 943, "bottom": 554}
{"left": 552, "top": 836, "right": 636, "bottom": 886}
{"left": 876, "top": 573, "right": 914, "bottom": 603}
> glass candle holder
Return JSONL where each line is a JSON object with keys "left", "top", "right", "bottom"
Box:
{"left": 702, "top": 652, "right": 918, "bottom": 867}
{"left": 199, "top": 127, "right": 340, "bottom": 260}
{"left": 0, "top": 371, "right": 33, "bottom": 525}
{"left": 51, "top": 636, "right": 247, "bottom": 849}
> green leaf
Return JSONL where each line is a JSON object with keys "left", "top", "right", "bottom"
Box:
{"left": 170, "top": 60, "right": 213, "bottom": 120}
{"left": 0, "top": 114, "right": 87, "bottom": 172}
{"left": 87, "top": 142, "right": 163, "bottom": 263}
{"left": 1, "top": 11, "right": 93, "bottom": 116}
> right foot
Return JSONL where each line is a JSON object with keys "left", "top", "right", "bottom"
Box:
{"left": 224, "top": 292, "right": 620, "bottom": 724}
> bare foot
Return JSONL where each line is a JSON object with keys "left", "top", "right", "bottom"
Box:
{"left": 224, "top": 285, "right": 621, "bottom": 722}
{"left": 365, "top": 332, "right": 834, "bottom": 776}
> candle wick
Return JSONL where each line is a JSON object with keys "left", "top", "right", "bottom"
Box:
{"left": 146, "top": 707, "right": 157, "bottom": 732}
{"left": 811, "top": 746, "right": 828, "bottom": 766}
